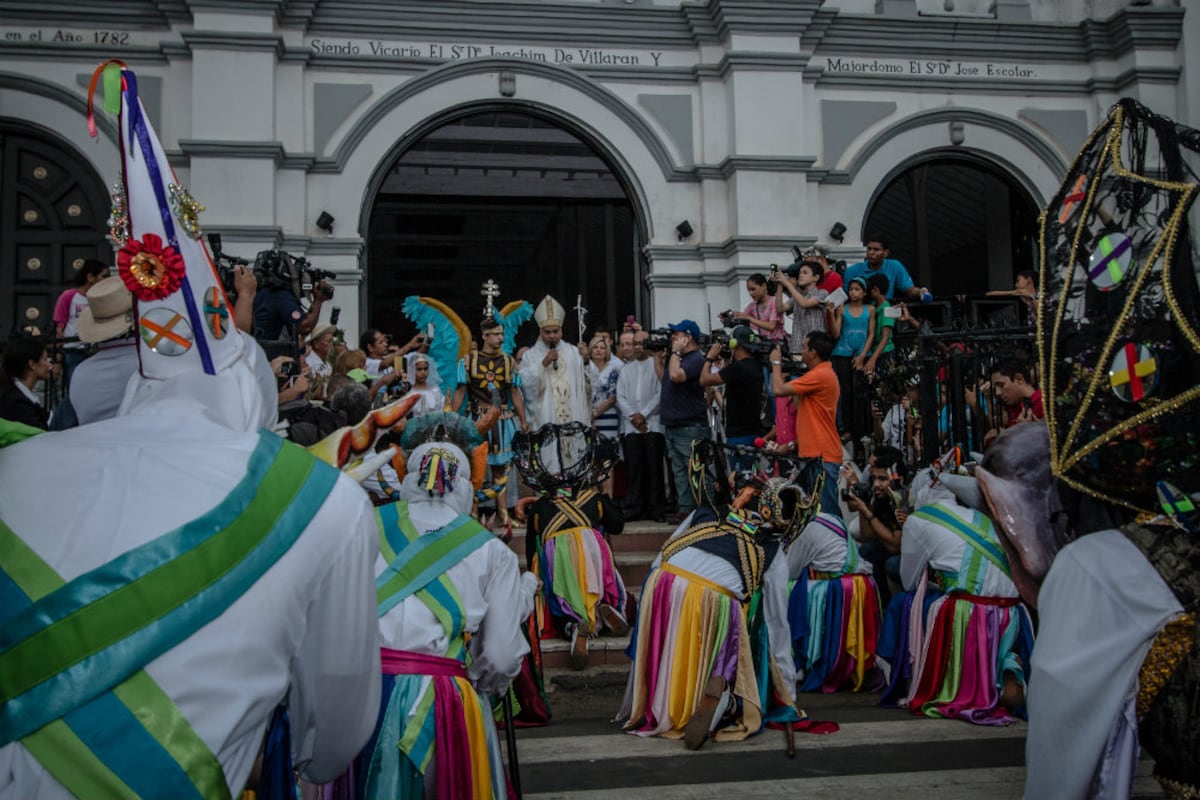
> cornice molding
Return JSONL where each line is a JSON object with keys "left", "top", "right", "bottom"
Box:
{"left": 809, "top": 6, "right": 1182, "bottom": 64}
{"left": 179, "top": 30, "right": 286, "bottom": 58}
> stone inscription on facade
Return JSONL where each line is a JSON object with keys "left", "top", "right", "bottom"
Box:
{"left": 0, "top": 27, "right": 148, "bottom": 46}
{"left": 824, "top": 56, "right": 1037, "bottom": 79}
{"left": 307, "top": 39, "right": 674, "bottom": 67}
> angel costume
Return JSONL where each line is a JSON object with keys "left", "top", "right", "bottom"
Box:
{"left": 0, "top": 61, "right": 380, "bottom": 800}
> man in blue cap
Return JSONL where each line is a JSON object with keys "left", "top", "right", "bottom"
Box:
{"left": 660, "top": 319, "right": 709, "bottom": 523}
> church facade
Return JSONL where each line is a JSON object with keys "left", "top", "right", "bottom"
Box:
{"left": 0, "top": 0, "right": 1191, "bottom": 340}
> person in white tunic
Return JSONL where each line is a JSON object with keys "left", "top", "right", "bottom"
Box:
{"left": 0, "top": 60, "right": 380, "bottom": 800}
{"left": 518, "top": 295, "right": 591, "bottom": 430}
{"left": 357, "top": 411, "right": 537, "bottom": 799}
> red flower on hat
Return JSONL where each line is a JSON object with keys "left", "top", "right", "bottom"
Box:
{"left": 118, "top": 233, "right": 185, "bottom": 301}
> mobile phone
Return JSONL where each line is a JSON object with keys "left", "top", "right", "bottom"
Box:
{"left": 884, "top": 306, "right": 903, "bottom": 319}
{"left": 329, "top": 306, "right": 341, "bottom": 326}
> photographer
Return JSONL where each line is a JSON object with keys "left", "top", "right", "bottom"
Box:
{"left": 659, "top": 320, "right": 709, "bottom": 523}
{"left": 699, "top": 325, "right": 764, "bottom": 476}
{"left": 771, "top": 330, "right": 842, "bottom": 519}
{"left": 251, "top": 252, "right": 332, "bottom": 341}
{"left": 846, "top": 446, "right": 907, "bottom": 604}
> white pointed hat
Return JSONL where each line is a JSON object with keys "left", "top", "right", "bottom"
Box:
{"left": 89, "top": 60, "right": 243, "bottom": 380}
{"left": 534, "top": 295, "right": 565, "bottom": 328}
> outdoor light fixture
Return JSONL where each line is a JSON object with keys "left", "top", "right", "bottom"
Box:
{"left": 499, "top": 70, "right": 516, "bottom": 97}
{"left": 676, "top": 220, "right": 694, "bottom": 240}
{"left": 316, "top": 211, "right": 335, "bottom": 234}
{"left": 829, "top": 222, "right": 847, "bottom": 243}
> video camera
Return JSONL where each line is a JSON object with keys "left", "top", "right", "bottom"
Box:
{"left": 254, "top": 249, "right": 335, "bottom": 300}
{"left": 209, "top": 233, "right": 250, "bottom": 297}
{"left": 644, "top": 328, "right": 673, "bottom": 352}
{"left": 207, "top": 234, "right": 334, "bottom": 302}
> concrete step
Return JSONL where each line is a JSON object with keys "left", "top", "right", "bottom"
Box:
{"left": 540, "top": 633, "right": 633, "bottom": 670}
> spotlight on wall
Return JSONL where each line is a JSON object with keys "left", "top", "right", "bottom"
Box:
{"left": 676, "top": 220, "right": 694, "bottom": 241}
{"left": 828, "top": 222, "right": 847, "bottom": 243}
{"left": 499, "top": 70, "right": 516, "bottom": 98}
{"left": 316, "top": 211, "right": 335, "bottom": 234}
{"left": 949, "top": 120, "right": 965, "bottom": 146}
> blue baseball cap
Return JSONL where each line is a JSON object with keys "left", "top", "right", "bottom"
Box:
{"left": 668, "top": 319, "right": 701, "bottom": 341}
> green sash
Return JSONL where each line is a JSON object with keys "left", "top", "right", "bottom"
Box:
{"left": 913, "top": 504, "right": 1011, "bottom": 593}
{"left": 0, "top": 431, "right": 336, "bottom": 799}
{"left": 375, "top": 501, "right": 494, "bottom": 660}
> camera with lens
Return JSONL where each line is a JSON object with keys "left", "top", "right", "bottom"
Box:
{"left": 253, "top": 249, "right": 335, "bottom": 300}
{"left": 208, "top": 233, "right": 250, "bottom": 298}
{"left": 717, "top": 309, "right": 739, "bottom": 328}
{"left": 281, "top": 358, "right": 302, "bottom": 379}
{"left": 644, "top": 328, "right": 673, "bottom": 352}
{"left": 840, "top": 482, "right": 874, "bottom": 504}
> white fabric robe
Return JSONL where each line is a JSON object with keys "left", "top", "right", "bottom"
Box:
{"left": 517, "top": 339, "right": 591, "bottom": 430}
{"left": 0, "top": 410, "right": 381, "bottom": 798}
{"left": 1024, "top": 530, "right": 1182, "bottom": 800}
{"left": 615, "top": 357, "right": 663, "bottom": 435}
{"left": 385, "top": 443, "right": 536, "bottom": 697}
{"left": 786, "top": 512, "right": 873, "bottom": 578}
{"left": 900, "top": 502, "right": 1021, "bottom": 597}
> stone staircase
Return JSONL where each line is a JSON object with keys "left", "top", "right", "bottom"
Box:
{"left": 505, "top": 520, "right": 674, "bottom": 670}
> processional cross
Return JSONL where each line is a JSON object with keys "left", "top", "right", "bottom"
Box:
{"left": 574, "top": 293, "right": 588, "bottom": 343}
{"left": 481, "top": 279, "right": 501, "bottom": 317}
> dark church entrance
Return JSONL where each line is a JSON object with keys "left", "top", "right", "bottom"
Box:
{"left": 0, "top": 121, "right": 111, "bottom": 340}
{"left": 366, "top": 109, "right": 642, "bottom": 348}
{"left": 863, "top": 154, "right": 1040, "bottom": 299}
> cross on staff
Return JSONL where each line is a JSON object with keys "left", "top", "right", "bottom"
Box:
{"left": 481, "top": 279, "right": 501, "bottom": 317}
{"left": 574, "top": 293, "right": 588, "bottom": 343}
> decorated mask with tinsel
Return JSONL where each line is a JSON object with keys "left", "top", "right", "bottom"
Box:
{"left": 1037, "top": 98, "right": 1200, "bottom": 518}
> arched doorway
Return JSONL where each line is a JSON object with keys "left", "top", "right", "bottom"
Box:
{"left": 365, "top": 108, "right": 643, "bottom": 346}
{"left": 0, "top": 121, "right": 111, "bottom": 339}
{"left": 863, "top": 154, "right": 1040, "bottom": 297}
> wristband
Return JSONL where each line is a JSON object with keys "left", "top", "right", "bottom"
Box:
{"left": 705, "top": 356, "right": 718, "bottom": 363}
{"left": 771, "top": 360, "right": 782, "bottom": 365}
{"left": 672, "top": 351, "right": 682, "bottom": 358}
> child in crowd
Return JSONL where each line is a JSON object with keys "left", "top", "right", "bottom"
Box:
{"left": 829, "top": 276, "right": 875, "bottom": 451}
{"left": 864, "top": 273, "right": 895, "bottom": 380}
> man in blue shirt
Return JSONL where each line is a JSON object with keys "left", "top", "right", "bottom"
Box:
{"left": 842, "top": 235, "right": 929, "bottom": 302}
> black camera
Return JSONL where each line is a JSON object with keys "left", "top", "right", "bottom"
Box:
{"left": 644, "top": 328, "right": 673, "bottom": 352}
{"left": 254, "top": 249, "right": 335, "bottom": 300}
{"left": 840, "top": 483, "right": 874, "bottom": 504}
{"left": 717, "top": 309, "right": 738, "bottom": 328}
{"left": 281, "top": 358, "right": 302, "bottom": 379}
{"left": 208, "top": 233, "right": 250, "bottom": 297}
{"left": 329, "top": 306, "right": 341, "bottom": 326}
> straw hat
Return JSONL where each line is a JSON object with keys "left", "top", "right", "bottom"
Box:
{"left": 77, "top": 276, "right": 134, "bottom": 343}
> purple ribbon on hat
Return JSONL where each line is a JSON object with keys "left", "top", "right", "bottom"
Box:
{"left": 124, "top": 70, "right": 216, "bottom": 376}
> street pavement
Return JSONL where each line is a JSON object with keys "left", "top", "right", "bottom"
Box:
{"left": 508, "top": 669, "right": 1166, "bottom": 799}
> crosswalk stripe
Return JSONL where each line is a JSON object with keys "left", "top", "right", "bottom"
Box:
{"left": 517, "top": 718, "right": 1026, "bottom": 764}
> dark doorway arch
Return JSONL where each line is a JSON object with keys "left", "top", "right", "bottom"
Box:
{"left": 0, "top": 120, "right": 111, "bottom": 339}
{"left": 364, "top": 107, "right": 644, "bottom": 347}
{"left": 863, "top": 153, "right": 1040, "bottom": 297}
